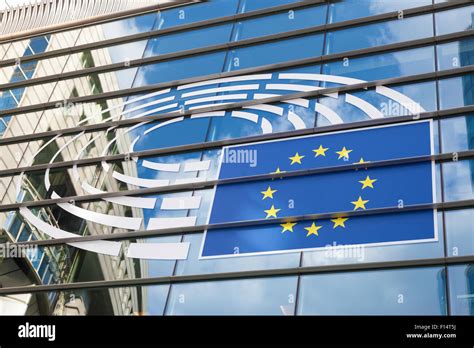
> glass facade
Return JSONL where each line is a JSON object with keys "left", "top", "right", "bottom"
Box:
{"left": 0, "top": 0, "right": 473, "bottom": 316}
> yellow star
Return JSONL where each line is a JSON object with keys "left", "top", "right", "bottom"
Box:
{"left": 271, "top": 167, "right": 286, "bottom": 179}
{"left": 289, "top": 152, "right": 305, "bottom": 165}
{"left": 331, "top": 217, "right": 349, "bottom": 229}
{"left": 355, "top": 157, "right": 368, "bottom": 164}
{"left": 351, "top": 196, "right": 369, "bottom": 211}
{"left": 264, "top": 205, "right": 281, "bottom": 219}
{"left": 304, "top": 222, "right": 322, "bottom": 237}
{"left": 280, "top": 222, "right": 297, "bottom": 233}
{"left": 313, "top": 145, "right": 329, "bottom": 157}
{"left": 336, "top": 146, "right": 353, "bottom": 160}
{"left": 261, "top": 186, "right": 277, "bottom": 200}
{"left": 359, "top": 176, "right": 377, "bottom": 189}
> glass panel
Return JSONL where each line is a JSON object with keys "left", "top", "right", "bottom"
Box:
{"left": 328, "top": 0, "right": 431, "bottom": 23}
{"left": 448, "top": 264, "right": 474, "bottom": 315}
{"left": 435, "top": 5, "right": 474, "bottom": 36}
{"left": 440, "top": 115, "right": 474, "bottom": 153}
{"left": 298, "top": 267, "right": 447, "bottom": 315}
{"left": 439, "top": 73, "right": 474, "bottom": 110}
{"left": 226, "top": 33, "right": 324, "bottom": 71}
{"left": 445, "top": 209, "right": 474, "bottom": 257}
{"left": 437, "top": 38, "right": 474, "bottom": 71}
{"left": 322, "top": 46, "right": 435, "bottom": 81}
{"left": 154, "top": 0, "right": 239, "bottom": 29}
{"left": 143, "top": 23, "right": 234, "bottom": 57}
{"left": 325, "top": 14, "right": 433, "bottom": 54}
{"left": 233, "top": 4, "right": 327, "bottom": 40}
{"left": 165, "top": 276, "right": 298, "bottom": 315}
{"left": 442, "top": 160, "right": 474, "bottom": 202}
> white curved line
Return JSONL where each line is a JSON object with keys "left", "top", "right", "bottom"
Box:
{"left": 81, "top": 182, "right": 156, "bottom": 209}
{"left": 184, "top": 160, "right": 211, "bottom": 172}
{"left": 287, "top": 111, "right": 306, "bottom": 130}
{"left": 52, "top": 192, "right": 142, "bottom": 230}
{"left": 243, "top": 104, "right": 284, "bottom": 116}
{"left": 147, "top": 216, "right": 197, "bottom": 230}
{"left": 144, "top": 117, "right": 184, "bottom": 135}
{"left": 177, "top": 74, "right": 272, "bottom": 90}
{"left": 19, "top": 207, "right": 121, "bottom": 256}
{"left": 126, "top": 242, "right": 190, "bottom": 260}
{"left": 184, "top": 94, "right": 248, "bottom": 106}
{"left": 376, "top": 86, "right": 425, "bottom": 114}
{"left": 182, "top": 84, "right": 259, "bottom": 98}
{"left": 261, "top": 117, "right": 273, "bottom": 134}
{"left": 161, "top": 196, "right": 201, "bottom": 210}
{"left": 190, "top": 111, "right": 226, "bottom": 119}
{"left": 278, "top": 73, "right": 365, "bottom": 85}
{"left": 130, "top": 103, "right": 179, "bottom": 118}
{"left": 231, "top": 111, "right": 258, "bottom": 123}
{"left": 315, "top": 103, "right": 344, "bottom": 124}
{"left": 112, "top": 171, "right": 170, "bottom": 188}
{"left": 141, "top": 160, "right": 180, "bottom": 172}
{"left": 345, "top": 94, "right": 384, "bottom": 119}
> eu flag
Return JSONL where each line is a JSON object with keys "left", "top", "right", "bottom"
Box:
{"left": 200, "top": 121, "right": 437, "bottom": 258}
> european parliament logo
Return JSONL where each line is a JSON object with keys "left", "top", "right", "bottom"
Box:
{"left": 200, "top": 121, "right": 437, "bottom": 258}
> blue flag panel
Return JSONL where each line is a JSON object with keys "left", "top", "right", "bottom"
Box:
{"left": 200, "top": 121, "right": 437, "bottom": 258}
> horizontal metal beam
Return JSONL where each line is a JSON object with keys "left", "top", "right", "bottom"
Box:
{"left": 1, "top": 0, "right": 468, "bottom": 69}
{"left": 1, "top": 62, "right": 474, "bottom": 150}
{"left": 0, "top": 255, "right": 472, "bottom": 295}
{"left": 10, "top": 198, "right": 474, "bottom": 247}
{"left": 1, "top": 9, "right": 472, "bottom": 94}
{"left": 1, "top": 146, "right": 474, "bottom": 211}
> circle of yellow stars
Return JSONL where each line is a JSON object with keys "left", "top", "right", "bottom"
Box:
{"left": 260, "top": 144, "right": 378, "bottom": 238}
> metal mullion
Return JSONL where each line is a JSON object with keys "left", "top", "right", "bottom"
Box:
{"left": 0, "top": 255, "right": 472, "bottom": 296}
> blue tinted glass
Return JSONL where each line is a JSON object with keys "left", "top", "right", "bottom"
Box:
{"left": 133, "top": 51, "right": 227, "bottom": 86}
{"left": 233, "top": 5, "right": 326, "bottom": 40}
{"left": 326, "top": 14, "right": 433, "bottom": 54}
{"left": 239, "top": 0, "right": 303, "bottom": 12}
{"left": 303, "top": 212, "right": 444, "bottom": 266}
{"left": 100, "top": 12, "right": 157, "bottom": 39}
{"left": 143, "top": 285, "right": 170, "bottom": 315}
{"left": 322, "top": 46, "right": 435, "bottom": 81}
{"left": 226, "top": 34, "right": 324, "bottom": 71}
{"left": 144, "top": 23, "right": 233, "bottom": 57}
{"left": 443, "top": 160, "right": 474, "bottom": 202}
{"left": 437, "top": 38, "right": 474, "bottom": 71}
{"left": 328, "top": 0, "right": 431, "bottom": 23}
{"left": 441, "top": 115, "right": 474, "bottom": 152}
{"left": 165, "top": 276, "right": 298, "bottom": 315}
{"left": 448, "top": 264, "right": 474, "bottom": 315}
{"left": 435, "top": 5, "right": 474, "bottom": 36}
{"left": 298, "top": 267, "right": 446, "bottom": 315}
{"left": 445, "top": 209, "right": 474, "bottom": 257}
{"left": 439, "top": 74, "right": 474, "bottom": 110}
{"left": 155, "top": 0, "right": 239, "bottom": 29}
{"left": 175, "top": 233, "right": 300, "bottom": 275}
